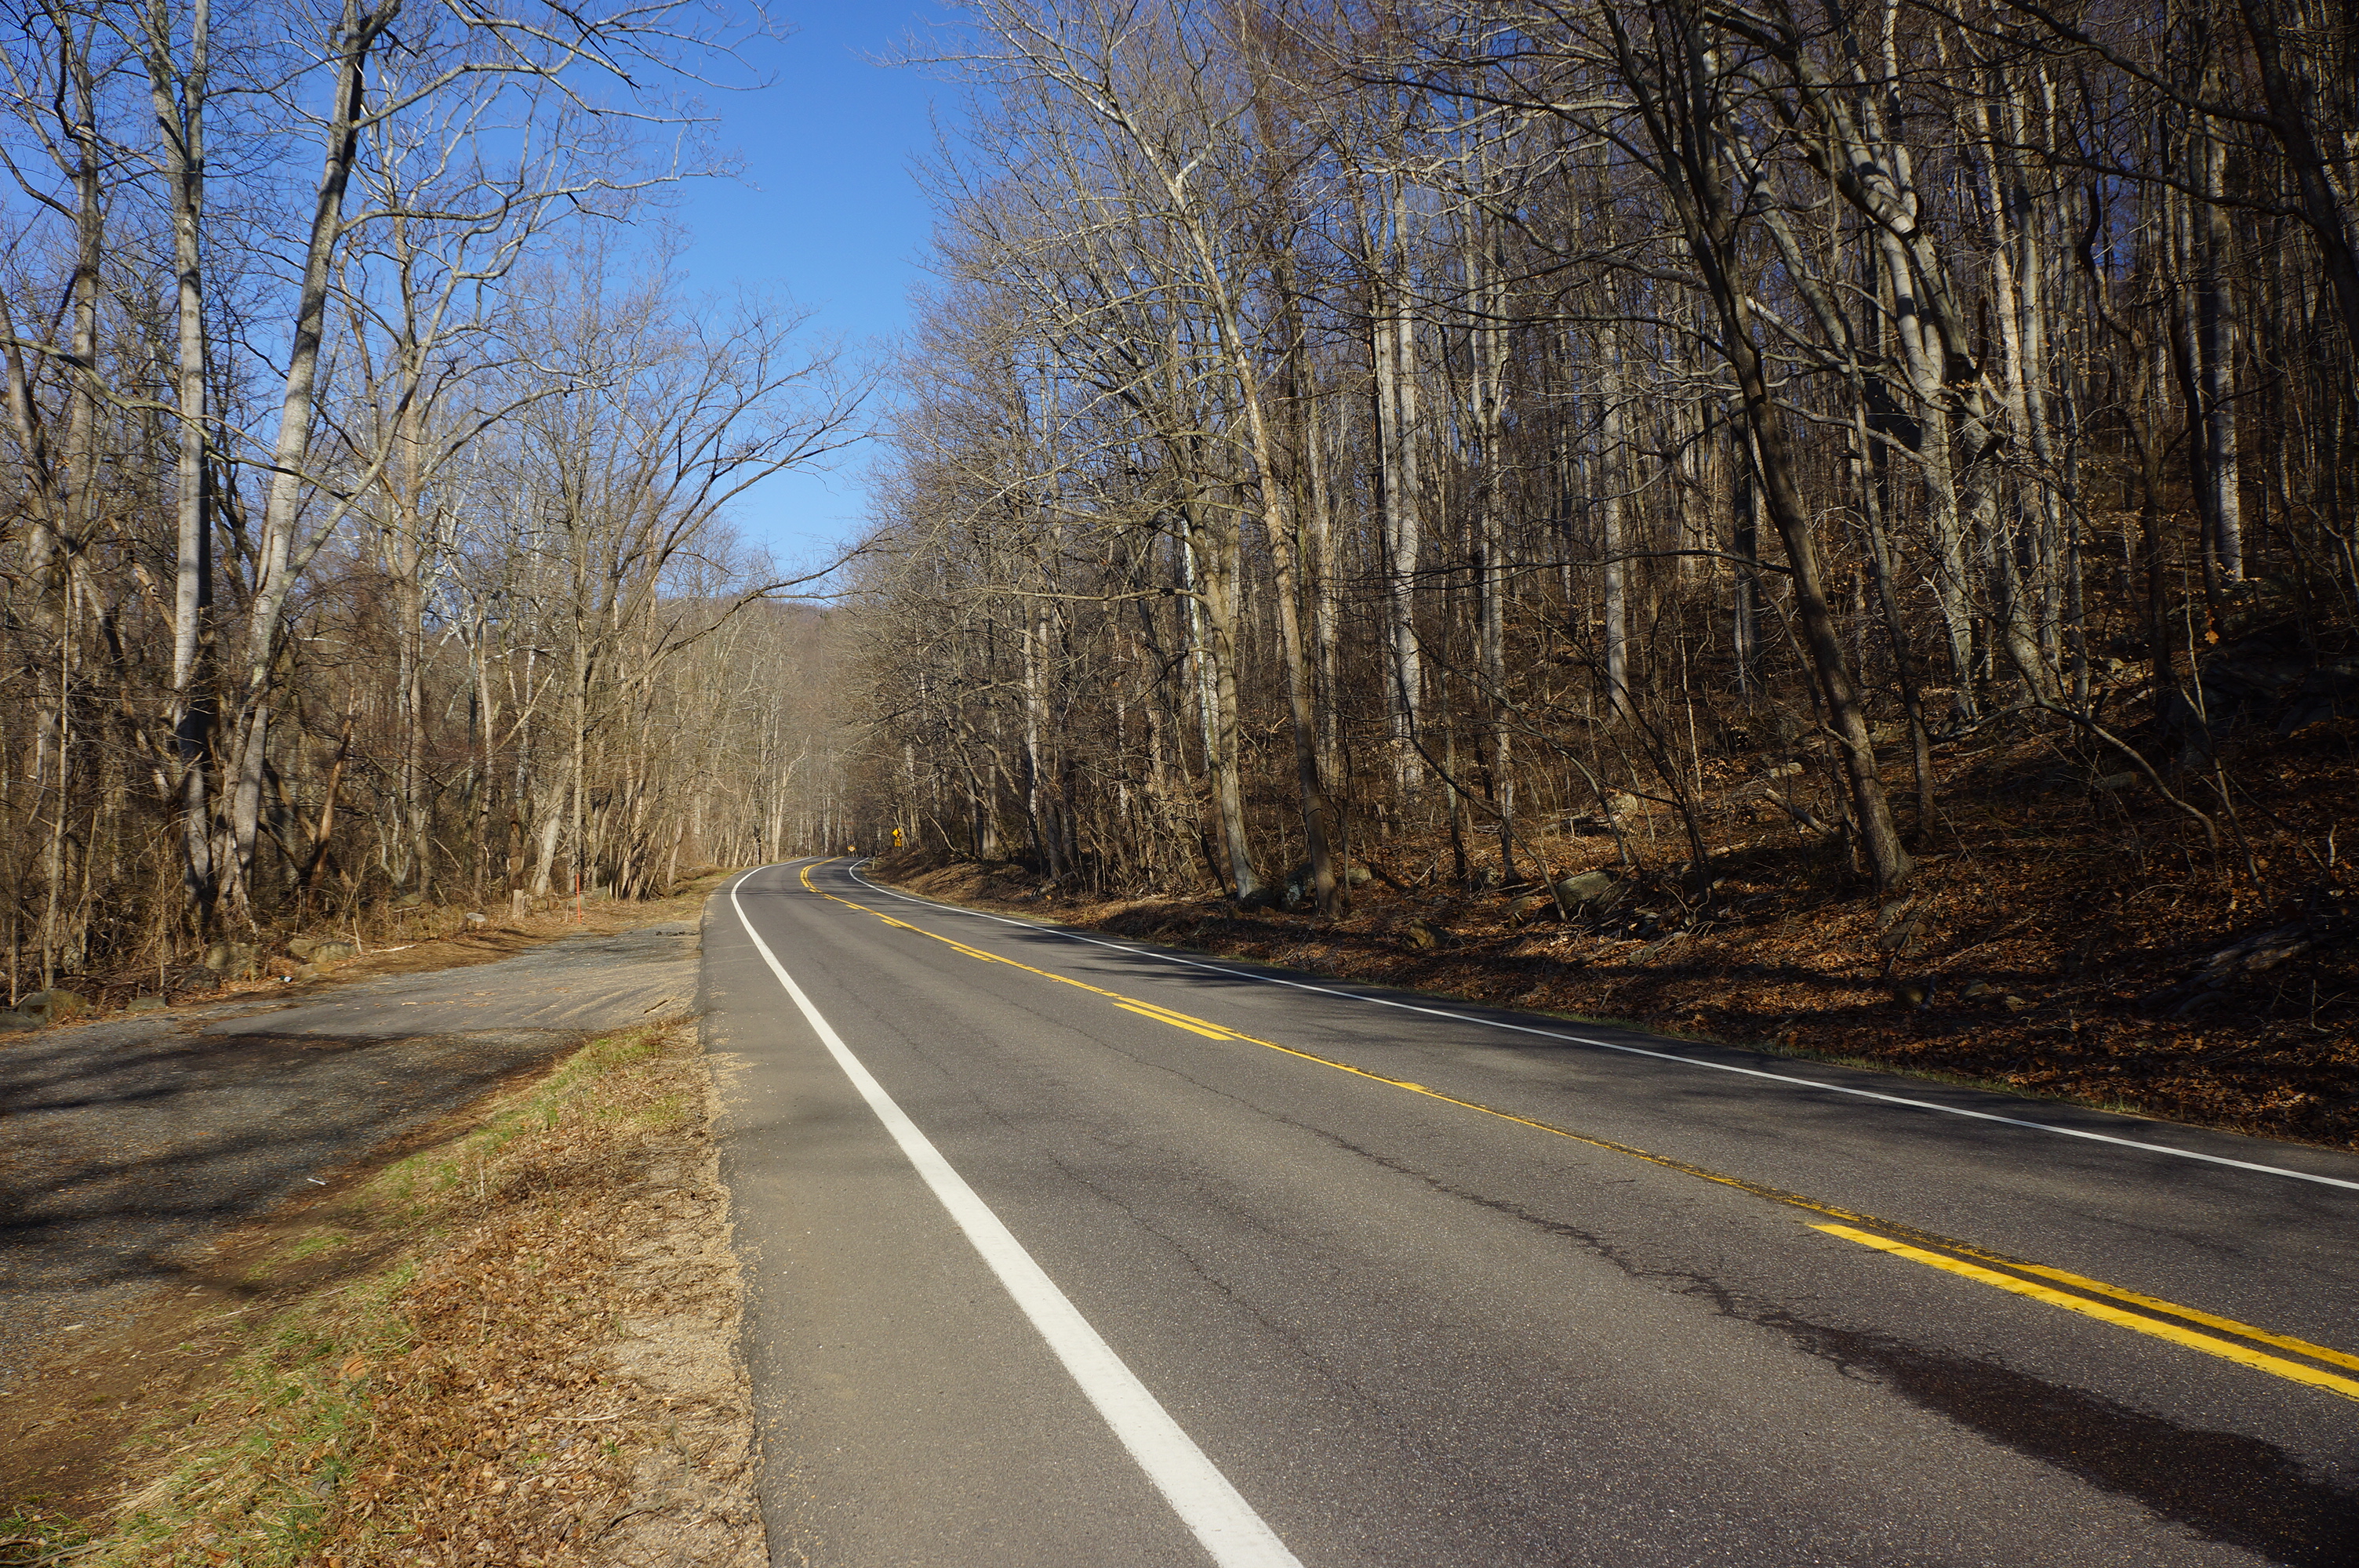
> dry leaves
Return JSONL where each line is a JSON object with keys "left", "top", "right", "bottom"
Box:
{"left": 882, "top": 715, "right": 2357, "bottom": 1149}
{"left": 13, "top": 1022, "right": 761, "bottom": 1568}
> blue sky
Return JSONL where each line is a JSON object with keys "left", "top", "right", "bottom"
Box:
{"left": 671, "top": 4, "right": 955, "bottom": 581}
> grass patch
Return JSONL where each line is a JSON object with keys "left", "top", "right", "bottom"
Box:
{"left": 4, "top": 1022, "right": 712, "bottom": 1568}
{"left": 0, "top": 1507, "right": 87, "bottom": 1563}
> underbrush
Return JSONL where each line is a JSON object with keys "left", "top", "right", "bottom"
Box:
{"left": 39, "top": 866, "right": 739, "bottom": 1027}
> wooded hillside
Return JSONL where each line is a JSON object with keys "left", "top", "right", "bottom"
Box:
{"left": 838, "top": 0, "right": 2357, "bottom": 1133}
{"left": 845, "top": 0, "right": 2355, "bottom": 900}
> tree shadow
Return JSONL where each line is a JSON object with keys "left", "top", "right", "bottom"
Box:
{"left": 1, "top": 1029, "right": 578, "bottom": 1304}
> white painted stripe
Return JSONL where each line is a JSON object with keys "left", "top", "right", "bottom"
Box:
{"left": 842, "top": 865, "right": 2359, "bottom": 1196}
{"left": 729, "top": 870, "right": 1303, "bottom": 1568}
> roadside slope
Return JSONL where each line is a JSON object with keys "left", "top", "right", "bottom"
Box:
{"left": 870, "top": 841, "right": 2357, "bottom": 1152}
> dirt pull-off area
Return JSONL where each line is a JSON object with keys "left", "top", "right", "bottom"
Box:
{"left": 1, "top": 916, "right": 699, "bottom": 1386}
{"left": 1, "top": 886, "right": 765, "bottom": 1566}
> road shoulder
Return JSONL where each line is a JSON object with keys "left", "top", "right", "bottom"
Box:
{"left": 1, "top": 888, "right": 765, "bottom": 1568}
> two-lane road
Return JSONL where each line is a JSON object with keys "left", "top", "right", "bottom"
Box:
{"left": 703, "top": 858, "right": 2358, "bottom": 1566}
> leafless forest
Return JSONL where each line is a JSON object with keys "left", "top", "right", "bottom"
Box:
{"left": 845, "top": 0, "right": 2357, "bottom": 942}
{"left": 6, "top": 0, "right": 2357, "bottom": 1042}
{"left": 1, "top": 0, "right": 862, "bottom": 1000}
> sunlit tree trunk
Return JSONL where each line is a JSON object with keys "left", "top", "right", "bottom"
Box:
{"left": 227, "top": 0, "right": 395, "bottom": 913}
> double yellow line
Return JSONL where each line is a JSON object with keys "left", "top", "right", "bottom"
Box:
{"left": 791, "top": 861, "right": 2359, "bottom": 1403}
{"left": 1814, "top": 1225, "right": 2359, "bottom": 1398}
{"left": 1114, "top": 999, "right": 1239, "bottom": 1040}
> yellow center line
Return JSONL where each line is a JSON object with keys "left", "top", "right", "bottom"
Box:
{"left": 1816, "top": 1225, "right": 2359, "bottom": 1402}
{"left": 776, "top": 859, "right": 2359, "bottom": 1399}
{"left": 934, "top": 936, "right": 1005, "bottom": 964}
{"left": 1115, "top": 1001, "right": 1238, "bottom": 1040}
{"left": 2003, "top": 1258, "right": 2359, "bottom": 1374}
{"left": 1110, "top": 996, "right": 1236, "bottom": 1033}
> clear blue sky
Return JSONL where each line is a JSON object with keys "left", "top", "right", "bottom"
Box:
{"left": 671, "top": 4, "right": 954, "bottom": 582}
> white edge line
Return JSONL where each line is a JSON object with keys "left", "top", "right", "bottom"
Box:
{"left": 841, "top": 864, "right": 2359, "bottom": 1196}
{"left": 728, "top": 869, "right": 1303, "bottom": 1568}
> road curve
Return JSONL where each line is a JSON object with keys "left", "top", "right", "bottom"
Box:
{"left": 703, "top": 858, "right": 2359, "bottom": 1567}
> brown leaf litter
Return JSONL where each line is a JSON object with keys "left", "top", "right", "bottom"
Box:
{"left": 1, "top": 1021, "right": 762, "bottom": 1568}
{"left": 870, "top": 716, "right": 2357, "bottom": 1151}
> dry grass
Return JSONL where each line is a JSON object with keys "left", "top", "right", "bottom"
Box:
{"left": 0, "top": 1020, "right": 759, "bottom": 1568}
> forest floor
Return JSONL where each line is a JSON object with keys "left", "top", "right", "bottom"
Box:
{"left": 0, "top": 875, "right": 764, "bottom": 1568}
{"left": 872, "top": 713, "right": 2359, "bottom": 1153}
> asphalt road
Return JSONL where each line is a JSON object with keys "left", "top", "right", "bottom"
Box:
{"left": 706, "top": 859, "right": 2359, "bottom": 1568}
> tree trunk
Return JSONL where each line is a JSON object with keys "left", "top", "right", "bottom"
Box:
{"left": 227, "top": 0, "right": 394, "bottom": 912}
{"left": 140, "top": 0, "right": 218, "bottom": 927}
{"left": 1598, "top": 342, "right": 1634, "bottom": 724}
{"left": 1372, "top": 245, "right": 1427, "bottom": 808}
